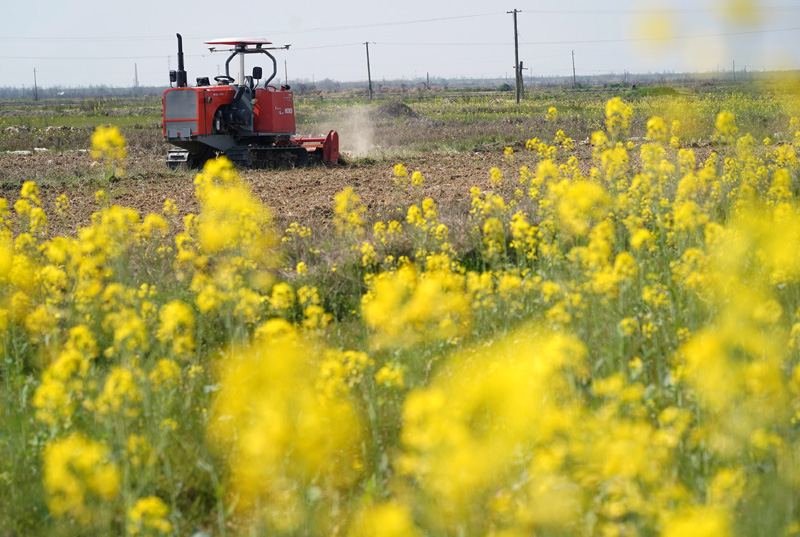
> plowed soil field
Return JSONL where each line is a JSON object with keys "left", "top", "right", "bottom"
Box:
{"left": 0, "top": 146, "right": 564, "bottom": 238}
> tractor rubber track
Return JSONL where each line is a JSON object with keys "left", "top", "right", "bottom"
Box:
{"left": 166, "top": 146, "right": 311, "bottom": 171}
{"left": 225, "top": 145, "right": 309, "bottom": 170}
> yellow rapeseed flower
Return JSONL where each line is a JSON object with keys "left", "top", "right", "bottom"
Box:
{"left": 399, "top": 327, "right": 585, "bottom": 528}
{"left": 43, "top": 433, "right": 120, "bottom": 523}
{"left": 91, "top": 125, "right": 127, "bottom": 175}
{"left": 207, "top": 325, "right": 364, "bottom": 530}
{"left": 361, "top": 263, "right": 471, "bottom": 350}
{"left": 148, "top": 358, "right": 181, "bottom": 388}
{"left": 94, "top": 366, "right": 142, "bottom": 417}
{"left": 127, "top": 496, "right": 172, "bottom": 536}
{"left": 662, "top": 506, "right": 732, "bottom": 537}
{"left": 490, "top": 167, "right": 504, "bottom": 187}
{"left": 333, "top": 186, "right": 367, "bottom": 237}
{"left": 605, "top": 97, "right": 633, "bottom": 140}
{"left": 375, "top": 362, "right": 406, "bottom": 389}
{"left": 646, "top": 116, "right": 668, "bottom": 143}
{"left": 156, "top": 300, "right": 195, "bottom": 356}
{"left": 348, "top": 502, "right": 419, "bottom": 537}
{"left": 714, "top": 111, "right": 739, "bottom": 143}
{"left": 162, "top": 198, "right": 178, "bottom": 217}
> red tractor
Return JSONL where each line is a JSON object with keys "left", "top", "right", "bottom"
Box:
{"left": 163, "top": 34, "right": 338, "bottom": 169}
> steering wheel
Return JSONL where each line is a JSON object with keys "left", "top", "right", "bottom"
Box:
{"left": 214, "top": 75, "right": 235, "bottom": 85}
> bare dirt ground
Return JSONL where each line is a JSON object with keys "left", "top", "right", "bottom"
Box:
{"left": 1, "top": 132, "right": 720, "bottom": 244}
{"left": 0, "top": 99, "right": 666, "bottom": 239}
{"left": 0, "top": 147, "right": 536, "bottom": 238}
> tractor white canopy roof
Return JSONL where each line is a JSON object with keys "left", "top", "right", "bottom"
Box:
{"left": 205, "top": 37, "right": 273, "bottom": 46}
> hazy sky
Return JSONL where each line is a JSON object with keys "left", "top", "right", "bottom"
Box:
{"left": 1, "top": 0, "right": 799, "bottom": 89}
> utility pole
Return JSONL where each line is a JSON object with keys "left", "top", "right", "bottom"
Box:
{"left": 733, "top": 60, "right": 736, "bottom": 82}
{"left": 284, "top": 60, "right": 288, "bottom": 86}
{"left": 507, "top": 9, "right": 521, "bottom": 103}
{"left": 572, "top": 50, "right": 576, "bottom": 87}
{"left": 134, "top": 63, "right": 139, "bottom": 95}
{"left": 33, "top": 68, "right": 38, "bottom": 101}
{"left": 364, "top": 42, "right": 374, "bottom": 100}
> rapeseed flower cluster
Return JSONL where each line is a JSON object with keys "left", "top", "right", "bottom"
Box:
{"left": 344, "top": 99, "right": 800, "bottom": 536}
{"left": 361, "top": 262, "right": 471, "bottom": 350}
{"left": 207, "top": 323, "right": 365, "bottom": 532}
{"left": 1, "top": 134, "right": 291, "bottom": 534}
{"left": 605, "top": 96, "right": 633, "bottom": 140}
{"left": 393, "top": 163, "right": 425, "bottom": 188}
{"left": 5, "top": 99, "right": 800, "bottom": 537}
{"left": 127, "top": 496, "right": 172, "bottom": 536}
{"left": 90, "top": 125, "right": 127, "bottom": 176}
{"left": 334, "top": 186, "right": 367, "bottom": 238}
{"left": 43, "top": 433, "right": 120, "bottom": 523}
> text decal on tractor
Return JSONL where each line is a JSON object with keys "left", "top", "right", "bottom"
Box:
{"left": 163, "top": 33, "right": 339, "bottom": 169}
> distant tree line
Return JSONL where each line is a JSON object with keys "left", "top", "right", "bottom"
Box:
{"left": 1, "top": 68, "right": 797, "bottom": 100}
{"left": 0, "top": 85, "right": 167, "bottom": 100}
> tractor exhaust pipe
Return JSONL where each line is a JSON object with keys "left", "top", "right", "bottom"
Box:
{"left": 176, "top": 33, "right": 187, "bottom": 88}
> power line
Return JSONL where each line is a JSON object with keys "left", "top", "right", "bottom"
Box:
{"left": 4, "top": 5, "right": 800, "bottom": 42}
{"left": 291, "top": 43, "right": 364, "bottom": 51}
{"left": 0, "top": 15, "right": 796, "bottom": 63}
{"left": 261, "top": 13, "right": 501, "bottom": 35}
{"left": 377, "top": 26, "right": 800, "bottom": 47}
{"left": 3, "top": 23, "right": 798, "bottom": 61}
{"left": 0, "top": 13, "right": 501, "bottom": 42}
{"left": 8, "top": 4, "right": 799, "bottom": 43}
{"left": 0, "top": 54, "right": 204, "bottom": 60}
{"left": 521, "top": 5, "right": 800, "bottom": 15}
{"left": 520, "top": 26, "right": 800, "bottom": 45}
